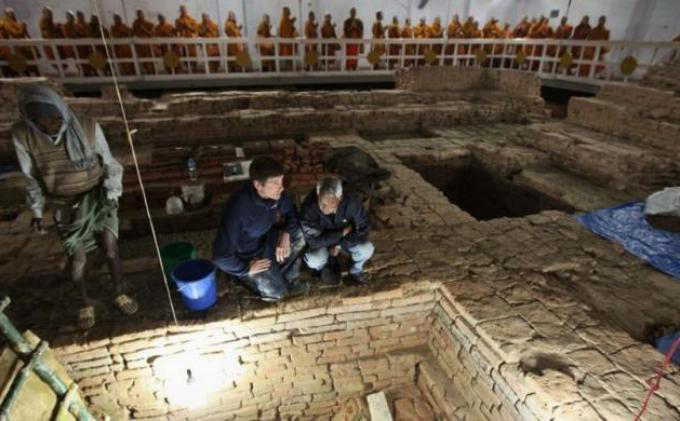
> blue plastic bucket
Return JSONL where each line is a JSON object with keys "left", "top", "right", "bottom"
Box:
{"left": 171, "top": 259, "right": 217, "bottom": 311}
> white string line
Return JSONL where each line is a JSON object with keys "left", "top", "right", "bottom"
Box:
{"left": 91, "top": 0, "right": 178, "bottom": 325}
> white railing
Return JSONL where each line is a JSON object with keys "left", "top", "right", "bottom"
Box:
{"left": 0, "top": 37, "right": 678, "bottom": 85}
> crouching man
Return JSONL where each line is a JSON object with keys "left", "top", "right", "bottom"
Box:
{"left": 301, "top": 176, "right": 374, "bottom": 285}
{"left": 213, "top": 157, "right": 307, "bottom": 301}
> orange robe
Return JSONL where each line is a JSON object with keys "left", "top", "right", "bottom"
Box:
{"left": 198, "top": 18, "right": 220, "bottom": 68}
{"left": 582, "top": 24, "right": 609, "bottom": 76}
{"left": 401, "top": 25, "right": 414, "bottom": 66}
{"left": 371, "top": 21, "right": 385, "bottom": 58}
{"left": 40, "top": 18, "right": 62, "bottom": 61}
{"left": 88, "top": 22, "right": 110, "bottom": 74}
{"left": 111, "top": 22, "right": 134, "bottom": 75}
{"left": 304, "top": 19, "right": 318, "bottom": 56}
{"left": 445, "top": 21, "right": 463, "bottom": 62}
{"left": 552, "top": 23, "right": 573, "bottom": 59}
{"left": 73, "top": 20, "right": 93, "bottom": 74}
{"left": 61, "top": 21, "right": 81, "bottom": 61}
{"left": 430, "top": 21, "right": 443, "bottom": 57}
{"left": 3, "top": 17, "right": 34, "bottom": 59}
{"left": 257, "top": 21, "right": 274, "bottom": 70}
{"left": 176, "top": 14, "right": 199, "bottom": 63}
{"left": 343, "top": 18, "right": 363, "bottom": 70}
{"left": 571, "top": 22, "right": 590, "bottom": 74}
{"left": 320, "top": 21, "right": 339, "bottom": 65}
{"left": 224, "top": 19, "right": 244, "bottom": 58}
{"left": 133, "top": 18, "right": 155, "bottom": 74}
{"left": 414, "top": 23, "right": 431, "bottom": 63}
{"left": 387, "top": 24, "right": 401, "bottom": 66}
{"left": 154, "top": 22, "right": 178, "bottom": 71}
{"left": 278, "top": 16, "right": 296, "bottom": 57}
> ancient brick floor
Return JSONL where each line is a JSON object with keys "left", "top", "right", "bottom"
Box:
{"left": 0, "top": 66, "right": 679, "bottom": 419}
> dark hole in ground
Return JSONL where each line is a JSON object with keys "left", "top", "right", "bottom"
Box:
{"left": 540, "top": 86, "right": 594, "bottom": 119}
{"left": 409, "top": 162, "right": 575, "bottom": 220}
{"left": 0, "top": 210, "right": 19, "bottom": 222}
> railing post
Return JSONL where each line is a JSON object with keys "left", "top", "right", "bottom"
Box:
{"left": 130, "top": 37, "right": 141, "bottom": 79}
{"left": 202, "top": 40, "right": 209, "bottom": 74}
{"left": 53, "top": 42, "right": 65, "bottom": 79}
{"left": 589, "top": 44, "right": 600, "bottom": 79}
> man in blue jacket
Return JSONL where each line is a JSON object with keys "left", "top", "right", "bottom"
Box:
{"left": 213, "top": 157, "right": 306, "bottom": 301}
{"left": 300, "top": 176, "right": 374, "bottom": 285}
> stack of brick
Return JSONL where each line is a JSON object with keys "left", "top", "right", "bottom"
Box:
{"left": 282, "top": 141, "right": 332, "bottom": 189}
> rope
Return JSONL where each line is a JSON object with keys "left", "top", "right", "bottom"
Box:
{"left": 90, "top": 0, "right": 178, "bottom": 325}
{"left": 634, "top": 335, "right": 680, "bottom": 421}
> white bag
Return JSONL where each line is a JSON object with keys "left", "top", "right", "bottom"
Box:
{"left": 644, "top": 187, "right": 680, "bottom": 217}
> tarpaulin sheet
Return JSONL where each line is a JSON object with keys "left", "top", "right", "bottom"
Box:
{"left": 655, "top": 333, "right": 680, "bottom": 366}
{"left": 576, "top": 202, "right": 680, "bottom": 280}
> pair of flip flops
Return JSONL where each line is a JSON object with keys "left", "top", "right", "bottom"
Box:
{"left": 78, "top": 294, "right": 139, "bottom": 330}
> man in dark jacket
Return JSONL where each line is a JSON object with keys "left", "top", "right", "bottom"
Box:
{"left": 213, "top": 157, "right": 306, "bottom": 301}
{"left": 300, "top": 176, "right": 374, "bottom": 285}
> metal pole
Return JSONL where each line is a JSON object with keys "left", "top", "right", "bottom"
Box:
{"left": 241, "top": 0, "right": 248, "bottom": 37}
{"left": 0, "top": 297, "right": 96, "bottom": 421}
{"left": 215, "top": 0, "right": 222, "bottom": 36}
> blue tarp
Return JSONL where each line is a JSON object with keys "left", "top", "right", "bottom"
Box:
{"left": 576, "top": 202, "right": 680, "bottom": 280}
{"left": 655, "top": 333, "right": 680, "bottom": 366}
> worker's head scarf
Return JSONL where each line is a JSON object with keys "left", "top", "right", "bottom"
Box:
{"left": 18, "top": 84, "right": 96, "bottom": 169}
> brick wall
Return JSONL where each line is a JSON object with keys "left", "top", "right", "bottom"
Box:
{"left": 52, "top": 285, "right": 437, "bottom": 420}
{"left": 396, "top": 66, "right": 542, "bottom": 98}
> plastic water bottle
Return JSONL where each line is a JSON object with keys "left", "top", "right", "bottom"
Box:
{"left": 187, "top": 157, "right": 197, "bottom": 181}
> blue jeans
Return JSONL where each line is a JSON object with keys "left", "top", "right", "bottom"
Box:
{"left": 304, "top": 241, "right": 374, "bottom": 275}
{"left": 215, "top": 228, "right": 305, "bottom": 300}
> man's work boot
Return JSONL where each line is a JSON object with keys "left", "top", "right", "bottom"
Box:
{"left": 287, "top": 280, "right": 310, "bottom": 297}
{"left": 320, "top": 266, "right": 341, "bottom": 287}
{"left": 348, "top": 271, "right": 371, "bottom": 285}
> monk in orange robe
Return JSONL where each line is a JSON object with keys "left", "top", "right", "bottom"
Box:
{"left": 387, "top": 16, "right": 401, "bottom": 69}
{"left": 571, "top": 16, "right": 591, "bottom": 75}
{"left": 429, "top": 16, "right": 444, "bottom": 63}
{"left": 72, "top": 11, "right": 96, "bottom": 76}
{"left": 550, "top": 16, "right": 573, "bottom": 71}
{"left": 110, "top": 14, "right": 135, "bottom": 76}
{"left": 154, "top": 14, "right": 178, "bottom": 72}
{"left": 370, "top": 11, "right": 386, "bottom": 68}
{"left": 224, "top": 11, "right": 244, "bottom": 71}
{"left": 2, "top": 8, "right": 39, "bottom": 75}
{"left": 40, "top": 7, "right": 62, "bottom": 68}
{"left": 414, "top": 17, "right": 431, "bottom": 65}
{"left": 304, "top": 11, "right": 319, "bottom": 69}
{"left": 175, "top": 5, "right": 199, "bottom": 72}
{"left": 88, "top": 15, "right": 111, "bottom": 75}
{"left": 60, "top": 11, "right": 80, "bottom": 68}
{"left": 460, "top": 17, "right": 476, "bottom": 59}
{"left": 512, "top": 16, "right": 530, "bottom": 38}
{"left": 198, "top": 13, "right": 220, "bottom": 72}
{"left": 278, "top": 7, "right": 297, "bottom": 70}
{"left": 343, "top": 7, "right": 363, "bottom": 71}
{"left": 257, "top": 14, "right": 275, "bottom": 71}
{"left": 133, "top": 10, "right": 155, "bottom": 74}
{"left": 582, "top": 15, "right": 609, "bottom": 77}
{"left": 445, "top": 15, "right": 463, "bottom": 65}
{"left": 527, "top": 16, "right": 552, "bottom": 71}
{"left": 483, "top": 17, "right": 504, "bottom": 67}
{"left": 401, "top": 18, "right": 415, "bottom": 67}
{"left": 320, "top": 12, "right": 339, "bottom": 68}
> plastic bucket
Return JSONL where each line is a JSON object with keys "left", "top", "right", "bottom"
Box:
{"left": 160, "top": 242, "right": 196, "bottom": 275}
{"left": 171, "top": 259, "right": 217, "bottom": 311}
